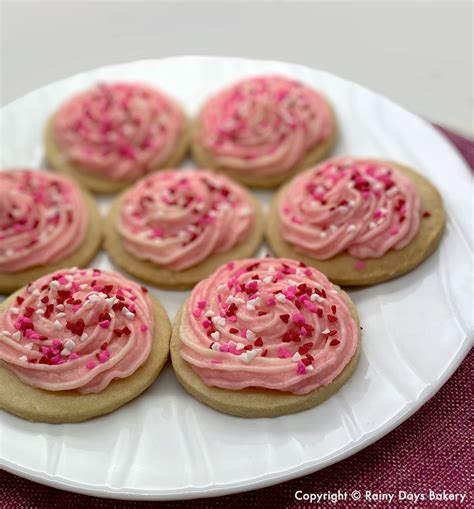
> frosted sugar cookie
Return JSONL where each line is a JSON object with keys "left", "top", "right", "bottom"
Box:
{"left": 171, "top": 257, "right": 361, "bottom": 417}
{"left": 192, "top": 75, "right": 337, "bottom": 188}
{"left": 0, "top": 268, "right": 171, "bottom": 423}
{"left": 45, "top": 82, "right": 189, "bottom": 192}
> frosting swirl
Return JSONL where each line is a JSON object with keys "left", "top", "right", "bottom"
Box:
{"left": 0, "top": 268, "right": 154, "bottom": 393}
{"left": 179, "top": 258, "right": 358, "bottom": 394}
{"left": 0, "top": 170, "right": 87, "bottom": 273}
{"left": 196, "top": 75, "right": 333, "bottom": 177}
{"left": 53, "top": 82, "right": 185, "bottom": 181}
{"left": 117, "top": 169, "right": 256, "bottom": 270}
{"left": 279, "top": 158, "right": 421, "bottom": 259}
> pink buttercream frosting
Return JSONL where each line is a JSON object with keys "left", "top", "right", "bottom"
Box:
{"left": 279, "top": 158, "right": 421, "bottom": 259}
{"left": 196, "top": 75, "right": 333, "bottom": 177}
{"left": 117, "top": 169, "right": 256, "bottom": 270}
{"left": 0, "top": 170, "right": 87, "bottom": 273}
{"left": 53, "top": 82, "right": 185, "bottom": 181}
{"left": 179, "top": 258, "right": 359, "bottom": 394}
{"left": 0, "top": 268, "right": 154, "bottom": 393}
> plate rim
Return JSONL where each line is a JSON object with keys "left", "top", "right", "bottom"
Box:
{"left": 0, "top": 55, "right": 472, "bottom": 501}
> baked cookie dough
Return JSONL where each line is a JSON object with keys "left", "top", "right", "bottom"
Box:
{"left": 171, "top": 257, "right": 361, "bottom": 418}
{"left": 45, "top": 82, "right": 189, "bottom": 193}
{"left": 0, "top": 268, "right": 171, "bottom": 423}
{"left": 191, "top": 75, "right": 337, "bottom": 189}
{"left": 266, "top": 158, "right": 445, "bottom": 286}
{"left": 0, "top": 169, "right": 102, "bottom": 294}
{"left": 104, "top": 169, "right": 265, "bottom": 289}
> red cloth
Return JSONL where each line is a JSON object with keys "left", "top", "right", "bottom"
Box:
{"left": 0, "top": 126, "right": 472, "bottom": 508}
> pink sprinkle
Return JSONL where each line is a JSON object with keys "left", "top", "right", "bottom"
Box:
{"left": 277, "top": 347, "right": 292, "bottom": 359}
{"left": 303, "top": 300, "right": 317, "bottom": 312}
{"left": 197, "top": 300, "right": 206, "bottom": 309}
{"left": 300, "top": 327, "right": 308, "bottom": 336}
{"left": 99, "top": 320, "right": 110, "bottom": 329}
{"left": 98, "top": 351, "right": 109, "bottom": 363}
{"left": 58, "top": 276, "right": 68, "bottom": 284}
{"left": 72, "top": 304, "right": 82, "bottom": 312}
{"left": 226, "top": 262, "right": 235, "bottom": 270}
{"left": 304, "top": 268, "right": 312, "bottom": 277}
{"left": 355, "top": 260, "right": 365, "bottom": 271}
{"left": 86, "top": 360, "right": 96, "bottom": 369}
{"left": 52, "top": 339, "right": 62, "bottom": 348}
{"left": 240, "top": 328, "right": 247, "bottom": 338}
{"left": 219, "top": 343, "right": 230, "bottom": 352}
{"left": 389, "top": 226, "right": 399, "bottom": 235}
{"left": 69, "top": 352, "right": 79, "bottom": 360}
{"left": 140, "top": 324, "right": 148, "bottom": 332}
{"left": 192, "top": 308, "right": 202, "bottom": 318}
{"left": 267, "top": 298, "right": 276, "bottom": 307}
{"left": 202, "top": 319, "right": 211, "bottom": 328}
{"left": 293, "top": 313, "right": 305, "bottom": 324}
{"left": 296, "top": 360, "right": 306, "bottom": 375}
{"left": 40, "top": 346, "right": 50, "bottom": 354}
{"left": 228, "top": 315, "right": 237, "bottom": 322}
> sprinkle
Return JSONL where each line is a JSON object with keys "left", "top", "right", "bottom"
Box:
{"left": 10, "top": 307, "right": 19, "bottom": 315}
{"left": 246, "top": 329, "right": 256, "bottom": 341}
{"left": 279, "top": 314, "right": 290, "bottom": 323}
{"left": 61, "top": 348, "right": 71, "bottom": 357}
{"left": 276, "top": 293, "right": 287, "bottom": 302}
{"left": 64, "top": 339, "right": 75, "bottom": 350}
{"left": 296, "top": 361, "right": 306, "bottom": 374}
{"left": 24, "top": 343, "right": 33, "bottom": 350}
{"left": 210, "top": 331, "right": 220, "bottom": 341}
{"left": 330, "top": 338, "right": 341, "bottom": 346}
{"left": 293, "top": 313, "right": 305, "bottom": 324}
{"left": 212, "top": 316, "right": 226, "bottom": 327}
{"left": 211, "top": 342, "right": 220, "bottom": 351}
{"left": 99, "top": 320, "right": 110, "bottom": 329}
{"left": 86, "top": 360, "right": 96, "bottom": 369}
{"left": 197, "top": 300, "right": 206, "bottom": 309}
{"left": 327, "top": 314, "right": 337, "bottom": 322}
{"left": 19, "top": 355, "right": 28, "bottom": 362}
{"left": 50, "top": 280, "right": 60, "bottom": 290}
{"left": 354, "top": 260, "right": 365, "bottom": 271}
{"left": 54, "top": 320, "right": 62, "bottom": 330}
{"left": 140, "top": 324, "right": 148, "bottom": 332}
{"left": 306, "top": 365, "right": 314, "bottom": 372}
{"left": 423, "top": 211, "right": 431, "bottom": 218}
{"left": 204, "top": 310, "right": 215, "bottom": 317}
{"left": 12, "top": 331, "right": 21, "bottom": 341}
{"left": 292, "top": 352, "right": 302, "bottom": 362}
{"left": 321, "top": 328, "right": 330, "bottom": 334}
{"left": 263, "top": 275, "right": 273, "bottom": 284}
{"left": 346, "top": 224, "right": 357, "bottom": 233}
{"left": 277, "top": 347, "right": 292, "bottom": 359}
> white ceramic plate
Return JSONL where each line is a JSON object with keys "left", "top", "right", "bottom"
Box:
{"left": 0, "top": 56, "right": 472, "bottom": 500}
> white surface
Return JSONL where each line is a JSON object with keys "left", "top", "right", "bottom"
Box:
{"left": 0, "top": 56, "right": 473, "bottom": 500}
{"left": 0, "top": 1, "right": 473, "bottom": 135}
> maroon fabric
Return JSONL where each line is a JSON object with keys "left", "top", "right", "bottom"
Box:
{"left": 0, "top": 127, "right": 472, "bottom": 508}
